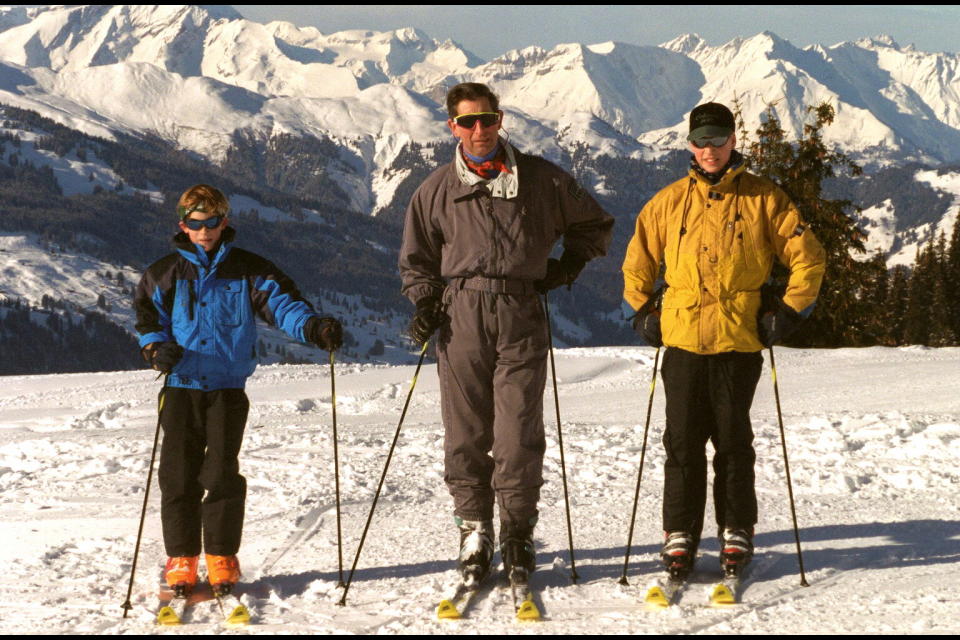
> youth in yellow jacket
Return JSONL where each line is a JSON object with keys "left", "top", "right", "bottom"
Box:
{"left": 621, "top": 102, "right": 825, "bottom": 579}
{"left": 622, "top": 150, "right": 826, "bottom": 353}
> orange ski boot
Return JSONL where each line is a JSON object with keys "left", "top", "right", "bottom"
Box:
{"left": 206, "top": 554, "right": 241, "bottom": 592}
{"left": 164, "top": 556, "right": 199, "bottom": 590}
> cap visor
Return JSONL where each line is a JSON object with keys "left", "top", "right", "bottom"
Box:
{"left": 687, "top": 125, "right": 733, "bottom": 142}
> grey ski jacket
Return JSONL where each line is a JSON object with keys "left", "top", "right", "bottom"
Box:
{"left": 399, "top": 144, "right": 614, "bottom": 304}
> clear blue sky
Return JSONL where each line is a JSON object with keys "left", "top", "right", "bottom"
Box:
{"left": 233, "top": 5, "right": 960, "bottom": 60}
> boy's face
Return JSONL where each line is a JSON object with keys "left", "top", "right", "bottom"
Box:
{"left": 689, "top": 133, "right": 736, "bottom": 174}
{"left": 178, "top": 210, "right": 228, "bottom": 252}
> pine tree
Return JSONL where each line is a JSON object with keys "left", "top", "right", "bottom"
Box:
{"left": 904, "top": 232, "right": 958, "bottom": 346}
{"left": 905, "top": 246, "right": 930, "bottom": 345}
{"left": 858, "top": 251, "right": 891, "bottom": 345}
{"left": 886, "top": 265, "right": 911, "bottom": 345}
{"left": 947, "top": 217, "right": 960, "bottom": 340}
{"left": 925, "top": 233, "right": 956, "bottom": 346}
{"left": 738, "top": 101, "right": 866, "bottom": 346}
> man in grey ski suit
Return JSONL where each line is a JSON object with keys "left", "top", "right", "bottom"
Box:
{"left": 398, "top": 82, "right": 614, "bottom": 580}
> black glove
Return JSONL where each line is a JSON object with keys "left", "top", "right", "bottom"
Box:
{"left": 534, "top": 251, "right": 587, "bottom": 294}
{"left": 143, "top": 341, "right": 184, "bottom": 374}
{"left": 632, "top": 311, "right": 663, "bottom": 348}
{"left": 757, "top": 300, "right": 803, "bottom": 347}
{"left": 408, "top": 296, "right": 445, "bottom": 345}
{"left": 305, "top": 316, "right": 343, "bottom": 351}
{"left": 630, "top": 285, "right": 666, "bottom": 347}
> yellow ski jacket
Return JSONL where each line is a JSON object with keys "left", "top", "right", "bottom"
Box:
{"left": 622, "top": 163, "right": 826, "bottom": 354}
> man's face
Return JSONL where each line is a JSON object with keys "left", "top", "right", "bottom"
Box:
{"left": 689, "top": 133, "right": 736, "bottom": 174}
{"left": 178, "top": 210, "right": 227, "bottom": 252}
{"left": 447, "top": 98, "right": 502, "bottom": 158}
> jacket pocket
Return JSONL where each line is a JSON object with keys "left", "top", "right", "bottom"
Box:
{"left": 661, "top": 287, "right": 700, "bottom": 309}
{"left": 660, "top": 288, "right": 700, "bottom": 348}
{"left": 718, "top": 290, "right": 764, "bottom": 350}
{"left": 217, "top": 281, "right": 243, "bottom": 326}
{"left": 719, "top": 290, "right": 761, "bottom": 325}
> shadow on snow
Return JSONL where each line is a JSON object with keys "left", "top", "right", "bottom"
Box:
{"left": 246, "top": 519, "right": 960, "bottom": 598}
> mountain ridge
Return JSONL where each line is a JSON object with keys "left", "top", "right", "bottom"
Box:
{"left": 0, "top": 6, "right": 958, "bottom": 372}
{"left": 2, "top": 5, "right": 960, "bottom": 186}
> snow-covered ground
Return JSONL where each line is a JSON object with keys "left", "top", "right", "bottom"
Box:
{"left": 0, "top": 346, "right": 958, "bottom": 634}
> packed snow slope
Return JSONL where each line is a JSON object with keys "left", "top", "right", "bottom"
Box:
{"left": 0, "top": 346, "right": 958, "bottom": 634}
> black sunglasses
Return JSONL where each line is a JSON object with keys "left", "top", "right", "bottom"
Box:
{"left": 691, "top": 135, "right": 731, "bottom": 149}
{"left": 453, "top": 112, "right": 500, "bottom": 129}
{"left": 183, "top": 215, "right": 225, "bottom": 231}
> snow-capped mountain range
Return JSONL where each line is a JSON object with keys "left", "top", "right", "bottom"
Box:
{"left": 2, "top": 5, "right": 960, "bottom": 214}
{"left": 0, "top": 5, "right": 959, "bottom": 369}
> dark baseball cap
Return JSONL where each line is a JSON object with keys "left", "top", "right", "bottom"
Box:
{"left": 687, "top": 102, "right": 735, "bottom": 141}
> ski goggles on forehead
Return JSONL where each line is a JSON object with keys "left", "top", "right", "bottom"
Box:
{"left": 690, "top": 135, "right": 731, "bottom": 149}
{"left": 453, "top": 112, "right": 500, "bottom": 129}
{"left": 183, "top": 215, "right": 225, "bottom": 230}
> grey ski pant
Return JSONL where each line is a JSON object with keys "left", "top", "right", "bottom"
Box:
{"left": 437, "top": 279, "right": 548, "bottom": 527}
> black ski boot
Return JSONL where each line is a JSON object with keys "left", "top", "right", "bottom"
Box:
{"left": 500, "top": 521, "right": 536, "bottom": 585}
{"left": 660, "top": 531, "right": 698, "bottom": 579}
{"left": 456, "top": 517, "right": 494, "bottom": 585}
{"left": 719, "top": 528, "right": 754, "bottom": 577}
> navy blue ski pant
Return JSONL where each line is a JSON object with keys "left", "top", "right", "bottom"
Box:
{"left": 660, "top": 347, "right": 763, "bottom": 542}
{"left": 157, "top": 387, "right": 248, "bottom": 557}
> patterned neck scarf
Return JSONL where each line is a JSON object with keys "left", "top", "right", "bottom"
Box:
{"left": 461, "top": 145, "right": 511, "bottom": 180}
{"left": 690, "top": 149, "right": 745, "bottom": 185}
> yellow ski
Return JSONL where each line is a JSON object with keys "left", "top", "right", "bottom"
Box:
{"left": 436, "top": 598, "right": 462, "bottom": 620}
{"left": 516, "top": 593, "right": 541, "bottom": 621}
{"left": 156, "top": 605, "right": 182, "bottom": 626}
{"left": 213, "top": 585, "right": 252, "bottom": 626}
{"left": 223, "top": 602, "right": 251, "bottom": 626}
{"left": 156, "top": 584, "right": 190, "bottom": 625}
{"left": 643, "top": 574, "right": 687, "bottom": 609}
{"left": 436, "top": 572, "right": 486, "bottom": 620}
{"left": 645, "top": 585, "right": 671, "bottom": 609}
{"left": 643, "top": 585, "right": 670, "bottom": 609}
{"left": 709, "top": 581, "right": 739, "bottom": 607}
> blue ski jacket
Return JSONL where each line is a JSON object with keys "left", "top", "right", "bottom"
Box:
{"left": 134, "top": 227, "right": 317, "bottom": 390}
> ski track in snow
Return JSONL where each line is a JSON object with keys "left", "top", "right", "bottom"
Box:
{"left": 0, "top": 347, "right": 958, "bottom": 634}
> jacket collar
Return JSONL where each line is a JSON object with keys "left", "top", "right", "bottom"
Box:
{"left": 452, "top": 138, "right": 520, "bottom": 199}
{"left": 173, "top": 226, "right": 236, "bottom": 268}
{"left": 688, "top": 152, "right": 746, "bottom": 191}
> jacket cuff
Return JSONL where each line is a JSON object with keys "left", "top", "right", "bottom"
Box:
{"left": 406, "top": 284, "right": 444, "bottom": 307}
{"left": 138, "top": 332, "right": 169, "bottom": 348}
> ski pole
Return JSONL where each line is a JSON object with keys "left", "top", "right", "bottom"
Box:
{"left": 339, "top": 340, "right": 430, "bottom": 606}
{"left": 768, "top": 346, "right": 809, "bottom": 587}
{"left": 121, "top": 380, "right": 167, "bottom": 618}
{"left": 543, "top": 293, "right": 579, "bottom": 584}
{"left": 618, "top": 347, "right": 661, "bottom": 585}
{"left": 329, "top": 350, "right": 345, "bottom": 588}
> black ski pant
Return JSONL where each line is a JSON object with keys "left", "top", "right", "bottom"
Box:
{"left": 660, "top": 347, "right": 763, "bottom": 542}
{"left": 157, "top": 387, "right": 249, "bottom": 557}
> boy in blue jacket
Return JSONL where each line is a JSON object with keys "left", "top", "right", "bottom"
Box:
{"left": 134, "top": 184, "right": 342, "bottom": 593}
